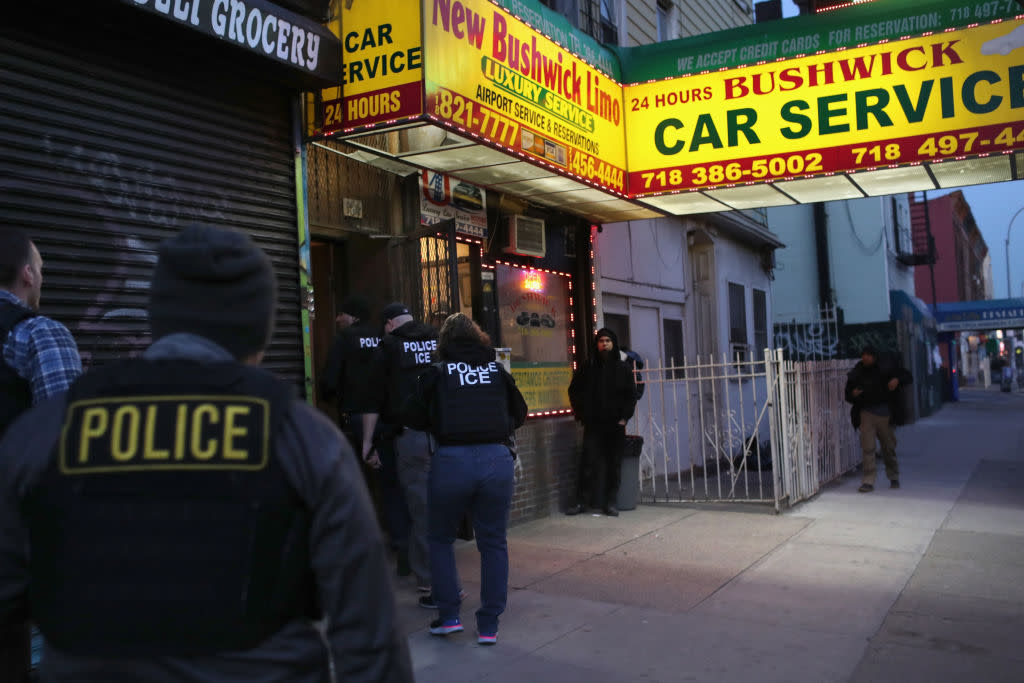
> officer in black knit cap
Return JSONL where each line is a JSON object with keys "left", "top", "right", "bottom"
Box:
{"left": 0, "top": 224, "right": 413, "bottom": 682}
{"left": 319, "top": 293, "right": 380, "bottom": 439}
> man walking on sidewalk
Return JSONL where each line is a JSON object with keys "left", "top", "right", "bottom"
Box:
{"left": 845, "top": 346, "right": 912, "bottom": 493}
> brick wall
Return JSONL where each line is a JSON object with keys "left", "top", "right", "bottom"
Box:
{"left": 509, "top": 416, "right": 580, "bottom": 524}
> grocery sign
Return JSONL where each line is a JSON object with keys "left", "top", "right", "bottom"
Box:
{"left": 317, "top": 0, "right": 1024, "bottom": 207}
{"left": 626, "top": 20, "right": 1024, "bottom": 195}
{"left": 422, "top": 0, "right": 628, "bottom": 194}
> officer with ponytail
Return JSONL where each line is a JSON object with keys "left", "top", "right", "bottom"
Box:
{"left": 403, "top": 313, "right": 527, "bottom": 646}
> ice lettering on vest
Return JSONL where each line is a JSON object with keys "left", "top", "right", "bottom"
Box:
{"left": 404, "top": 339, "right": 437, "bottom": 364}
{"left": 447, "top": 361, "right": 498, "bottom": 386}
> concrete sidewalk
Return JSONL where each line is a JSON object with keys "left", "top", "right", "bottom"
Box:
{"left": 397, "top": 388, "right": 1024, "bottom": 682}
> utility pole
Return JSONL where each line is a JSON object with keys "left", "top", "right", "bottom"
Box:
{"left": 1007, "top": 207, "right": 1024, "bottom": 299}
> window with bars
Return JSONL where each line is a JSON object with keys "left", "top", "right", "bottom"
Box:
{"left": 753, "top": 288, "right": 767, "bottom": 361}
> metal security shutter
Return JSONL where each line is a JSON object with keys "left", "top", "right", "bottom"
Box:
{"left": 0, "top": 31, "right": 305, "bottom": 386}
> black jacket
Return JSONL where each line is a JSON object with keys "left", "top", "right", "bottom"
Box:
{"left": 568, "top": 328, "right": 637, "bottom": 428}
{"left": 318, "top": 320, "right": 382, "bottom": 415}
{"left": 0, "top": 334, "right": 412, "bottom": 682}
{"left": 403, "top": 340, "right": 528, "bottom": 444}
{"left": 844, "top": 356, "right": 913, "bottom": 429}
{"left": 366, "top": 320, "right": 438, "bottom": 425}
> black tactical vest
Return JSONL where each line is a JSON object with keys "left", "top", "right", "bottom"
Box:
{"left": 338, "top": 322, "right": 381, "bottom": 413}
{"left": 24, "top": 359, "right": 316, "bottom": 657}
{"left": 0, "top": 300, "right": 34, "bottom": 437}
{"left": 433, "top": 360, "right": 513, "bottom": 445}
{"left": 384, "top": 332, "right": 437, "bottom": 423}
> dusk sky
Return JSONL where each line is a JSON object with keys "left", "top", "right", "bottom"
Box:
{"left": 777, "top": 0, "right": 1023, "bottom": 299}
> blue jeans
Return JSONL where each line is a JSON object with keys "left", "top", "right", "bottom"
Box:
{"left": 428, "top": 443, "right": 514, "bottom": 634}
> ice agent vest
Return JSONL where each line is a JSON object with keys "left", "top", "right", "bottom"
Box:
{"left": 0, "top": 301, "right": 34, "bottom": 437}
{"left": 434, "top": 360, "right": 513, "bottom": 445}
{"left": 25, "top": 359, "right": 316, "bottom": 658}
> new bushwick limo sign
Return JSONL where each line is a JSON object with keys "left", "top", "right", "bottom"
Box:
{"left": 314, "top": 0, "right": 1024, "bottom": 210}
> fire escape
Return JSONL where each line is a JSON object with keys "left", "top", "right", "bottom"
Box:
{"left": 901, "top": 193, "right": 938, "bottom": 267}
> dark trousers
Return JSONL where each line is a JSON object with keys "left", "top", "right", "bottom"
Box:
{"left": 428, "top": 444, "right": 514, "bottom": 634}
{"left": 577, "top": 424, "right": 626, "bottom": 510}
{"left": 0, "top": 622, "right": 30, "bottom": 682}
{"left": 340, "top": 413, "right": 382, "bottom": 509}
{"left": 375, "top": 426, "right": 412, "bottom": 553}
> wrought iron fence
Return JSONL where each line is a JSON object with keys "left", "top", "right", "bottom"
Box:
{"left": 629, "top": 350, "right": 859, "bottom": 512}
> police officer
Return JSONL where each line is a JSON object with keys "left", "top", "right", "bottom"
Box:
{"left": 319, "top": 293, "right": 381, "bottom": 446}
{"left": 362, "top": 302, "right": 439, "bottom": 604}
{"left": 318, "top": 295, "right": 412, "bottom": 576}
{"left": 403, "top": 313, "right": 527, "bottom": 645}
{"left": 0, "top": 225, "right": 412, "bottom": 682}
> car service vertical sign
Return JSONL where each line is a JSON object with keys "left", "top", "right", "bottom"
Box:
{"left": 422, "top": 0, "right": 627, "bottom": 195}
{"left": 323, "top": 0, "right": 424, "bottom": 133}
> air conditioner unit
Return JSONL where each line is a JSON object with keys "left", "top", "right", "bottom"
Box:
{"left": 503, "top": 215, "right": 546, "bottom": 257}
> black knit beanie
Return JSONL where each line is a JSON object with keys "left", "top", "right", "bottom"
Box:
{"left": 148, "top": 224, "right": 277, "bottom": 359}
{"left": 339, "top": 294, "right": 370, "bottom": 321}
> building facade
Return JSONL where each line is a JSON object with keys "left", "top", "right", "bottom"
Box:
{"left": 767, "top": 194, "right": 944, "bottom": 420}
{"left": 915, "top": 191, "right": 990, "bottom": 306}
{"left": 2, "top": 2, "right": 341, "bottom": 390}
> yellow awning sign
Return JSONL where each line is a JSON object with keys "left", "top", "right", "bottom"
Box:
{"left": 626, "top": 21, "right": 1024, "bottom": 195}
{"left": 319, "top": 0, "right": 1024, "bottom": 209}
{"left": 422, "top": 0, "right": 628, "bottom": 194}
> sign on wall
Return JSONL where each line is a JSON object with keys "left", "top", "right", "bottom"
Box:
{"left": 627, "top": 20, "right": 1024, "bottom": 195}
{"left": 124, "top": 0, "right": 341, "bottom": 83}
{"left": 420, "top": 171, "right": 488, "bottom": 238}
{"left": 422, "top": 0, "right": 628, "bottom": 194}
{"left": 322, "top": 0, "right": 424, "bottom": 132}
{"left": 496, "top": 263, "right": 573, "bottom": 414}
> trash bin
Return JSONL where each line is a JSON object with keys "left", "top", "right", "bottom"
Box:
{"left": 617, "top": 435, "right": 644, "bottom": 511}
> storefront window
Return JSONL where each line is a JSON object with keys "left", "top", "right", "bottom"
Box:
{"left": 495, "top": 262, "right": 573, "bottom": 415}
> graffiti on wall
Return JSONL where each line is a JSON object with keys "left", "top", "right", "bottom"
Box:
{"left": 773, "top": 322, "right": 839, "bottom": 361}
{"left": 774, "top": 321, "right": 900, "bottom": 361}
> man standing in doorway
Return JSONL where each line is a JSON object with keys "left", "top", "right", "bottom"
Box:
{"left": 566, "top": 328, "right": 637, "bottom": 517}
{"left": 319, "top": 295, "right": 412, "bottom": 576}
{"left": 362, "top": 303, "right": 439, "bottom": 606}
{"left": 845, "top": 346, "right": 911, "bottom": 493}
{"left": 0, "top": 227, "right": 82, "bottom": 681}
{"left": 319, "top": 294, "right": 380, "bottom": 446}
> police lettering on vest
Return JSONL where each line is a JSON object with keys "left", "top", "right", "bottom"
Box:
{"left": 447, "top": 361, "right": 499, "bottom": 386}
{"left": 359, "top": 335, "right": 381, "bottom": 349}
{"left": 60, "top": 396, "right": 269, "bottom": 473}
{"left": 403, "top": 339, "right": 437, "bottom": 365}
{"left": 29, "top": 361, "right": 313, "bottom": 657}
{"left": 434, "top": 361, "right": 511, "bottom": 444}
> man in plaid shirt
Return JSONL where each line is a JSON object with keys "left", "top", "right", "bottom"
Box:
{"left": 0, "top": 226, "right": 82, "bottom": 681}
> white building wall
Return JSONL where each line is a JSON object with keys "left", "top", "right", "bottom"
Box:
{"left": 622, "top": 0, "right": 752, "bottom": 46}
{"left": 768, "top": 195, "right": 920, "bottom": 327}
{"left": 765, "top": 203, "right": 818, "bottom": 323}
{"left": 826, "top": 198, "right": 892, "bottom": 324}
{"left": 884, "top": 195, "right": 916, "bottom": 299}
{"left": 714, "top": 236, "right": 773, "bottom": 357}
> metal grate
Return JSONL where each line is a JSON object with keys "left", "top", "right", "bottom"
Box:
{"left": 629, "top": 350, "right": 859, "bottom": 511}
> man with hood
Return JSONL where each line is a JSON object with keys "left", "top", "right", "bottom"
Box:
{"left": 566, "top": 328, "right": 637, "bottom": 516}
{"left": 844, "top": 346, "right": 912, "bottom": 493}
{"left": 362, "top": 303, "right": 439, "bottom": 605}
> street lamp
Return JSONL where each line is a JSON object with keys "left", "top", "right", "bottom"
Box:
{"left": 1008, "top": 207, "right": 1024, "bottom": 299}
